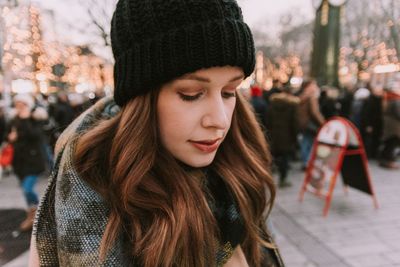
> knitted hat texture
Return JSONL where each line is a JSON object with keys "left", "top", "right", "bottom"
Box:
{"left": 111, "top": 0, "right": 255, "bottom": 106}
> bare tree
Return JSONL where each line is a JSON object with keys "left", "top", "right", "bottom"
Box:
{"left": 380, "top": 0, "right": 400, "bottom": 57}
{"left": 279, "top": 20, "right": 313, "bottom": 60}
{"left": 250, "top": 8, "right": 314, "bottom": 77}
{"left": 342, "top": 0, "right": 399, "bottom": 77}
{"left": 62, "top": 0, "right": 117, "bottom": 60}
{"left": 81, "top": 0, "right": 116, "bottom": 47}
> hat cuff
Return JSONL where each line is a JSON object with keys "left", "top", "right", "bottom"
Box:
{"left": 113, "top": 19, "right": 255, "bottom": 106}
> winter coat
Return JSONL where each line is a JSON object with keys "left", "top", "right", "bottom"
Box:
{"left": 360, "top": 94, "right": 383, "bottom": 138}
{"left": 0, "top": 114, "right": 6, "bottom": 143}
{"left": 9, "top": 116, "right": 46, "bottom": 179}
{"left": 53, "top": 101, "right": 75, "bottom": 131}
{"left": 250, "top": 96, "right": 268, "bottom": 131}
{"left": 383, "top": 98, "right": 400, "bottom": 140}
{"left": 319, "top": 92, "right": 339, "bottom": 119}
{"left": 266, "top": 93, "right": 300, "bottom": 153}
{"left": 297, "top": 95, "right": 325, "bottom": 133}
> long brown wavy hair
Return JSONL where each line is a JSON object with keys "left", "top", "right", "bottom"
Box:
{"left": 74, "top": 89, "right": 276, "bottom": 267}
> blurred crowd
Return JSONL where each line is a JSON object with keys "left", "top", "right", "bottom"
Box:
{"left": 0, "top": 91, "right": 104, "bottom": 231}
{"left": 0, "top": 80, "right": 399, "bottom": 230}
{"left": 248, "top": 79, "right": 400, "bottom": 188}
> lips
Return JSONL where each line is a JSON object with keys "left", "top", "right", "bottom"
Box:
{"left": 189, "top": 138, "right": 221, "bottom": 153}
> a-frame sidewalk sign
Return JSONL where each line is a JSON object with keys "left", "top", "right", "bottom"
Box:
{"left": 299, "top": 116, "right": 379, "bottom": 217}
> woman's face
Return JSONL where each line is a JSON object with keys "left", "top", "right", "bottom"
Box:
{"left": 157, "top": 66, "right": 244, "bottom": 167}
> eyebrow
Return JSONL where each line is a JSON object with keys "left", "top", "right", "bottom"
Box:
{"left": 179, "top": 74, "right": 244, "bottom": 83}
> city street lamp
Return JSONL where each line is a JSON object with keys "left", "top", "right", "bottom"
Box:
{"left": 311, "top": 0, "right": 347, "bottom": 88}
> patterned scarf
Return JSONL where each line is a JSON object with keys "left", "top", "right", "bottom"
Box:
{"left": 33, "top": 97, "right": 284, "bottom": 266}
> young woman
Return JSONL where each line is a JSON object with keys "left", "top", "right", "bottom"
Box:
{"left": 30, "top": 0, "right": 284, "bottom": 266}
{"left": 8, "top": 94, "right": 47, "bottom": 231}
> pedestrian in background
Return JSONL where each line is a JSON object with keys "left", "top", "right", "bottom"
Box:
{"left": 47, "top": 92, "right": 75, "bottom": 151}
{"left": 53, "top": 92, "right": 75, "bottom": 135}
{"left": 319, "top": 86, "right": 340, "bottom": 120}
{"left": 263, "top": 79, "right": 283, "bottom": 104}
{"left": 0, "top": 102, "right": 9, "bottom": 180}
{"left": 0, "top": 101, "right": 7, "bottom": 144}
{"left": 360, "top": 85, "right": 383, "bottom": 159}
{"left": 266, "top": 86, "right": 300, "bottom": 187}
{"left": 250, "top": 84, "right": 268, "bottom": 132}
{"left": 297, "top": 80, "right": 326, "bottom": 170}
{"left": 30, "top": 0, "right": 284, "bottom": 266}
{"left": 349, "top": 86, "right": 370, "bottom": 130}
{"left": 380, "top": 88, "right": 400, "bottom": 169}
{"left": 7, "top": 94, "right": 46, "bottom": 231}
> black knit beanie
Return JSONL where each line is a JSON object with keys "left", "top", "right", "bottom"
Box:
{"left": 111, "top": 0, "right": 255, "bottom": 106}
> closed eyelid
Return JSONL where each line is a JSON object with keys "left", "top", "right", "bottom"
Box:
{"left": 222, "top": 91, "right": 236, "bottom": 98}
{"left": 176, "top": 88, "right": 205, "bottom": 97}
{"left": 178, "top": 91, "right": 203, "bottom": 96}
{"left": 177, "top": 91, "right": 204, "bottom": 101}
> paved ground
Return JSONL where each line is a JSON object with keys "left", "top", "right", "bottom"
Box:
{"left": 0, "top": 160, "right": 399, "bottom": 267}
{"left": 0, "top": 174, "right": 47, "bottom": 267}
{"left": 272, "top": 160, "right": 400, "bottom": 267}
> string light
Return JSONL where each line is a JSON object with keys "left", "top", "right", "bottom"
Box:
{"left": 254, "top": 52, "right": 304, "bottom": 90}
{"left": 1, "top": 3, "right": 113, "bottom": 95}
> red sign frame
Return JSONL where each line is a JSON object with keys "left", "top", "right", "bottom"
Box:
{"left": 298, "top": 117, "right": 379, "bottom": 216}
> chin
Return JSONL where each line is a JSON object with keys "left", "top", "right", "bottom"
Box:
{"left": 181, "top": 155, "right": 215, "bottom": 168}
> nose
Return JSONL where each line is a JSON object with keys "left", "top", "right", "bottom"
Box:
{"left": 201, "top": 96, "right": 229, "bottom": 130}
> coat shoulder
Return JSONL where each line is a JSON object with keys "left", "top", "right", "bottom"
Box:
{"left": 270, "top": 93, "right": 300, "bottom": 105}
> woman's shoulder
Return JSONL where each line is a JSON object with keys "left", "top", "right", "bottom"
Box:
{"left": 35, "top": 142, "right": 126, "bottom": 266}
{"left": 36, "top": 113, "right": 114, "bottom": 264}
{"left": 54, "top": 99, "right": 117, "bottom": 203}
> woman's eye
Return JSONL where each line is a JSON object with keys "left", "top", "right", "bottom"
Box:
{"left": 222, "top": 91, "right": 236, "bottom": 99}
{"left": 178, "top": 92, "right": 203, "bottom": 102}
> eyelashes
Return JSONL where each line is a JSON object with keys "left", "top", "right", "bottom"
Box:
{"left": 222, "top": 92, "right": 236, "bottom": 98}
{"left": 178, "top": 92, "right": 203, "bottom": 101}
{"left": 178, "top": 91, "right": 236, "bottom": 102}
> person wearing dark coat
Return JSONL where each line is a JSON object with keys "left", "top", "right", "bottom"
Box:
{"left": 263, "top": 79, "right": 283, "bottom": 104}
{"left": 0, "top": 105, "right": 6, "bottom": 144}
{"left": 8, "top": 94, "right": 46, "bottom": 231}
{"left": 360, "top": 87, "right": 383, "bottom": 159}
{"left": 54, "top": 93, "right": 75, "bottom": 131}
{"left": 250, "top": 85, "right": 268, "bottom": 132}
{"left": 339, "top": 85, "right": 355, "bottom": 118}
{"left": 47, "top": 92, "right": 76, "bottom": 149}
{"left": 319, "top": 86, "right": 340, "bottom": 119}
{"left": 266, "top": 89, "right": 300, "bottom": 187}
{"left": 380, "top": 90, "right": 400, "bottom": 169}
